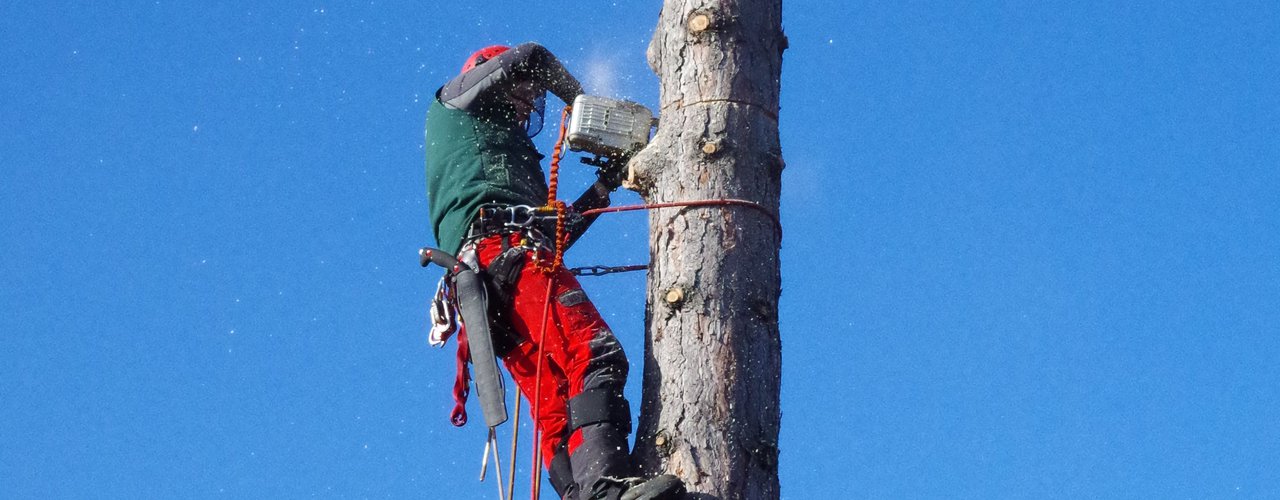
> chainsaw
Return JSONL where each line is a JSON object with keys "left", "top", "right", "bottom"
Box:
{"left": 566, "top": 95, "right": 656, "bottom": 171}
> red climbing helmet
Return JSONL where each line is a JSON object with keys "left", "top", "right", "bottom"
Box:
{"left": 461, "top": 45, "right": 510, "bottom": 73}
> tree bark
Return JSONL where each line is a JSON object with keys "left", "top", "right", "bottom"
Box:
{"left": 627, "top": 1, "right": 785, "bottom": 498}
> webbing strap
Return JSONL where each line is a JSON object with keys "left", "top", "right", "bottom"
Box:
{"left": 449, "top": 327, "right": 469, "bottom": 427}
{"left": 567, "top": 388, "right": 632, "bottom": 434}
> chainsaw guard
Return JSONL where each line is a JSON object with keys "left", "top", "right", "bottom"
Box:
{"left": 421, "top": 246, "right": 508, "bottom": 429}
{"left": 454, "top": 267, "right": 509, "bottom": 428}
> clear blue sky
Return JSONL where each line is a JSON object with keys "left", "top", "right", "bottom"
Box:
{"left": 2, "top": 1, "right": 1278, "bottom": 498}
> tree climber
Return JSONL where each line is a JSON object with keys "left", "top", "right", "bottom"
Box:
{"left": 423, "top": 42, "right": 685, "bottom": 500}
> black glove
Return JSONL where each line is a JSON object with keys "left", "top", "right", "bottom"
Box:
{"left": 595, "top": 155, "right": 628, "bottom": 191}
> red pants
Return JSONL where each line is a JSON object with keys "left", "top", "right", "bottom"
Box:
{"left": 473, "top": 233, "right": 629, "bottom": 469}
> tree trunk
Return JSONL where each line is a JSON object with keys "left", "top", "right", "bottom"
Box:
{"left": 627, "top": 1, "right": 785, "bottom": 498}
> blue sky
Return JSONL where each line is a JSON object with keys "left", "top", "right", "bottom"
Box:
{"left": 2, "top": 1, "right": 1278, "bottom": 498}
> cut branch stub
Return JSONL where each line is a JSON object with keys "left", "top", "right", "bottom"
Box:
{"left": 687, "top": 11, "right": 713, "bottom": 34}
{"left": 664, "top": 287, "right": 687, "bottom": 307}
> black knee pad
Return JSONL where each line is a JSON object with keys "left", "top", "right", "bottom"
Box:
{"left": 567, "top": 388, "right": 632, "bottom": 435}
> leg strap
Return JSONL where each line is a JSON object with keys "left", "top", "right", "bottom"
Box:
{"left": 567, "top": 388, "right": 632, "bottom": 435}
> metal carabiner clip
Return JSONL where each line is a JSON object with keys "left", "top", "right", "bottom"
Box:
{"left": 506, "top": 205, "right": 536, "bottom": 228}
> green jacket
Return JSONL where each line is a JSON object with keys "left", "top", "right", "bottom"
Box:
{"left": 424, "top": 97, "right": 548, "bottom": 255}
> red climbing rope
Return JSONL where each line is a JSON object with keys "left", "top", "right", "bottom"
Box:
{"left": 582, "top": 198, "right": 782, "bottom": 240}
{"left": 528, "top": 104, "right": 573, "bottom": 499}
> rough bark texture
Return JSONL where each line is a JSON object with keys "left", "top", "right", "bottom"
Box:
{"left": 627, "top": 1, "right": 785, "bottom": 498}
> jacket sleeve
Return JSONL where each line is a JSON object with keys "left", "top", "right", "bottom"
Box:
{"left": 439, "top": 42, "right": 584, "bottom": 111}
{"left": 562, "top": 180, "right": 617, "bottom": 250}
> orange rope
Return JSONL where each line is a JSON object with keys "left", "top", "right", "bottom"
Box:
{"left": 537, "top": 106, "right": 572, "bottom": 275}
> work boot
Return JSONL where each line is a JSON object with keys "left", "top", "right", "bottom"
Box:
{"left": 588, "top": 474, "right": 685, "bottom": 500}
{"left": 568, "top": 423, "right": 688, "bottom": 499}
{"left": 619, "top": 474, "right": 685, "bottom": 500}
{"left": 571, "top": 422, "right": 633, "bottom": 499}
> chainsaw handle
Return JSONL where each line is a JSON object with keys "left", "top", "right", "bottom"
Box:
{"left": 419, "top": 247, "right": 468, "bottom": 273}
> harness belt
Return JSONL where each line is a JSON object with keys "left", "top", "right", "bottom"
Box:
{"left": 466, "top": 203, "right": 555, "bottom": 242}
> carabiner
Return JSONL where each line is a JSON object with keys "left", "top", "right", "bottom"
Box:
{"left": 506, "top": 205, "right": 537, "bottom": 228}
